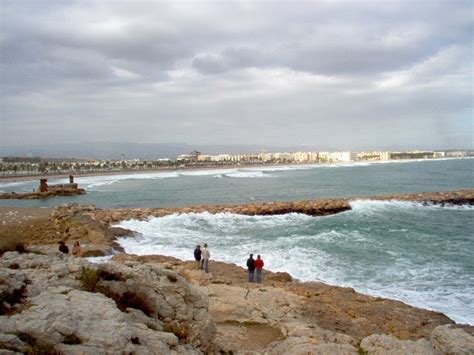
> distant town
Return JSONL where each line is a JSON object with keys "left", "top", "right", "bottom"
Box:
{"left": 0, "top": 150, "right": 471, "bottom": 177}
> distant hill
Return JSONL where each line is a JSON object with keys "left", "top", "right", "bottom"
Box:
{"left": 0, "top": 142, "right": 332, "bottom": 160}
{"left": 1, "top": 142, "right": 466, "bottom": 160}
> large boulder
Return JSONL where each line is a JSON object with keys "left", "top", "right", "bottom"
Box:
{"left": 429, "top": 324, "right": 474, "bottom": 354}
{"left": 360, "top": 334, "right": 435, "bottom": 354}
{"left": 0, "top": 251, "right": 217, "bottom": 354}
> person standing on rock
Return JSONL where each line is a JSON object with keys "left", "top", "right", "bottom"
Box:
{"left": 246, "top": 254, "right": 256, "bottom": 282}
{"left": 201, "top": 243, "right": 210, "bottom": 273}
{"left": 58, "top": 241, "right": 69, "bottom": 254}
{"left": 194, "top": 245, "right": 202, "bottom": 269}
{"left": 255, "top": 255, "right": 264, "bottom": 283}
{"left": 72, "top": 241, "right": 81, "bottom": 256}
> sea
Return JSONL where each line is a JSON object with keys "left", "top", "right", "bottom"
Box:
{"left": 1, "top": 158, "right": 473, "bottom": 324}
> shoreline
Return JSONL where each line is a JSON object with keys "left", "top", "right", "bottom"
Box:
{"left": 1, "top": 197, "right": 474, "bottom": 353}
{"left": 0, "top": 156, "right": 470, "bottom": 184}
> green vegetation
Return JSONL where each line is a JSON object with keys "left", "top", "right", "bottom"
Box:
{"left": 16, "top": 333, "right": 57, "bottom": 354}
{"left": 163, "top": 321, "right": 191, "bottom": 340}
{"left": 0, "top": 236, "right": 26, "bottom": 256}
{"left": 78, "top": 267, "right": 101, "bottom": 292}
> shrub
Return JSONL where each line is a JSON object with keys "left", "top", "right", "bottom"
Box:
{"left": 62, "top": 334, "right": 82, "bottom": 345}
{"left": 163, "top": 321, "right": 191, "bottom": 340}
{"left": 0, "top": 236, "right": 26, "bottom": 256}
{"left": 0, "top": 285, "right": 26, "bottom": 315}
{"left": 97, "top": 284, "right": 155, "bottom": 317}
{"left": 78, "top": 267, "right": 100, "bottom": 292}
{"left": 16, "top": 333, "right": 57, "bottom": 354}
{"left": 97, "top": 269, "right": 125, "bottom": 282}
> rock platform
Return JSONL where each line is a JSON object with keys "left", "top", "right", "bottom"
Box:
{"left": 91, "top": 188, "right": 474, "bottom": 224}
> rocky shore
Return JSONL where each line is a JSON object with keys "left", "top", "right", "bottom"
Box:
{"left": 92, "top": 188, "right": 474, "bottom": 224}
{"left": 0, "top": 188, "right": 86, "bottom": 200}
{"left": 1, "top": 189, "right": 474, "bottom": 353}
{"left": 1, "top": 248, "right": 473, "bottom": 354}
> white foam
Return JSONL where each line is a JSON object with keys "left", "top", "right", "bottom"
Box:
{"left": 114, "top": 210, "right": 474, "bottom": 324}
{"left": 86, "top": 255, "right": 114, "bottom": 264}
{"left": 350, "top": 199, "right": 474, "bottom": 213}
{"left": 225, "top": 171, "right": 269, "bottom": 178}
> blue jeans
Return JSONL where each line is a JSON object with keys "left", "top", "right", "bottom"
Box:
{"left": 256, "top": 269, "right": 262, "bottom": 283}
{"left": 248, "top": 270, "right": 254, "bottom": 282}
{"left": 202, "top": 259, "right": 209, "bottom": 273}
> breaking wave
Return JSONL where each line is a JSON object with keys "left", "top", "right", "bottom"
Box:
{"left": 115, "top": 207, "right": 474, "bottom": 325}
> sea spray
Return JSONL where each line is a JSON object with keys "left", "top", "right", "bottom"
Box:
{"left": 116, "top": 202, "right": 474, "bottom": 325}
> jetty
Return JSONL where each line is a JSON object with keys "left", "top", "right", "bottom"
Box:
{"left": 91, "top": 188, "right": 474, "bottom": 224}
{"left": 0, "top": 175, "right": 85, "bottom": 199}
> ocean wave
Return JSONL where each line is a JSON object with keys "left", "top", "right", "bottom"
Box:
{"left": 114, "top": 209, "right": 473, "bottom": 325}
{"left": 225, "top": 171, "right": 269, "bottom": 178}
{"left": 349, "top": 199, "right": 474, "bottom": 214}
{"left": 0, "top": 180, "right": 36, "bottom": 189}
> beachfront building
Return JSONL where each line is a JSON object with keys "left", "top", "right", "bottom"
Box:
{"left": 446, "top": 151, "right": 467, "bottom": 157}
{"left": 357, "top": 151, "right": 391, "bottom": 161}
{"left": 318, "top": 151, "right": 356, "bottom": 163}
{"left": 293, "top": 151, "right": 310, "bottom": 163}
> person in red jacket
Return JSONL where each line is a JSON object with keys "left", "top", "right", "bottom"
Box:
{"left": 254, "top": 255, "right": 264, "bottom": 283}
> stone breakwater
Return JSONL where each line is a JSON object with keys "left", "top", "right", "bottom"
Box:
{"left": 91, "top": 188, "right": 474, "bottom": 224}
{"left": 0, "top": 188, "right": 85, "bottom": 200}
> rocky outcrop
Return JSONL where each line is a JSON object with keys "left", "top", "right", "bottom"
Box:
{"left": 90, "top": 189, "right": 474, "bottom": 224}
{"left": 430, "top": 324, "right": 474, "bottom": 354}
{"left": 1, "top": 250, "right": 474, "bottom": 354}
{"left": 112, "top": 254, "right": 474, "bottom": 354}
{"left": 0, "top": 250, "right": 216, "bottom": 354}
{"left": 0, "top": 188, "right": 85, "bottom": 200}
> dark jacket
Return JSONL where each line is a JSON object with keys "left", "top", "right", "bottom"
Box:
{"left": 194, "top": 248, "right": 202, "bottom": 261}
{"left": 247, "top": 257, "right": 255, "bottom": 271}
{"left": 59, "top": 244, "right": 69, "bottom": 254}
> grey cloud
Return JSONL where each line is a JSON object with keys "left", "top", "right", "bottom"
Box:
{"left": 0, "top": 0, "right": 472, "bottom": 150}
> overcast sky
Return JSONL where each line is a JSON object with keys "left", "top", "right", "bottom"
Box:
{"left": 0, "top": 0, "right": 472, "bottom": 151}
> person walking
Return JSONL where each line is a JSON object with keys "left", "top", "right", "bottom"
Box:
{"left": 194, "top": 245, "right": 202, "bottom": 269}
{"left": 201, "top": 243, "right": 210, "bottom": 273}
{"left": 255, "top": 254, "right": 264, "bottom": 283}
{"left": 246, "top": 254, "right": 255, "bottom": 282}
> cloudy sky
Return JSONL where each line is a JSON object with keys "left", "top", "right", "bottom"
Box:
{"left": 0, "top": 0, "right": 472, "bottom": 151}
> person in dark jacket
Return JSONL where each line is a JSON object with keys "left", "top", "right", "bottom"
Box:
{"left": 194, "top": 245, "right": 202, "bottom": 269}
{"left": 58, "top": 241, "right": 69, "bottom": 254}
{"left": 255, "top": 255, "right": 264, "bottom": 283}
{"left": 246, "top": 254, "right": 255, "bottom": 282}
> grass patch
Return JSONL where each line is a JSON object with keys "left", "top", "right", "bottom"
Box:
{"left": 78, "top": 267, "right": 100, "bottom": 292}
{"left": 0, "top": 235, "right": 26, "bottom": 256}
{"left": 16, "top": 333, "right": 57, "bottom": 354}
{"left": 77, "top": 267, "right": 126, "bottom": 292}
{"left": 163, "top": 321, "right": 191, "bottom": 340}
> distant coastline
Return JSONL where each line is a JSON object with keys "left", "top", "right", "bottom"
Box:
{"left": 0, "top": 157, "right": 471, "bottom": 184}
{"left": 0, "top": 162, "right": 290, "bottom": 183}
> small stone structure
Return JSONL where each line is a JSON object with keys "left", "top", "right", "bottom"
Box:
{"left": 0, "top": 176, "right": 86, "bottom": 200}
